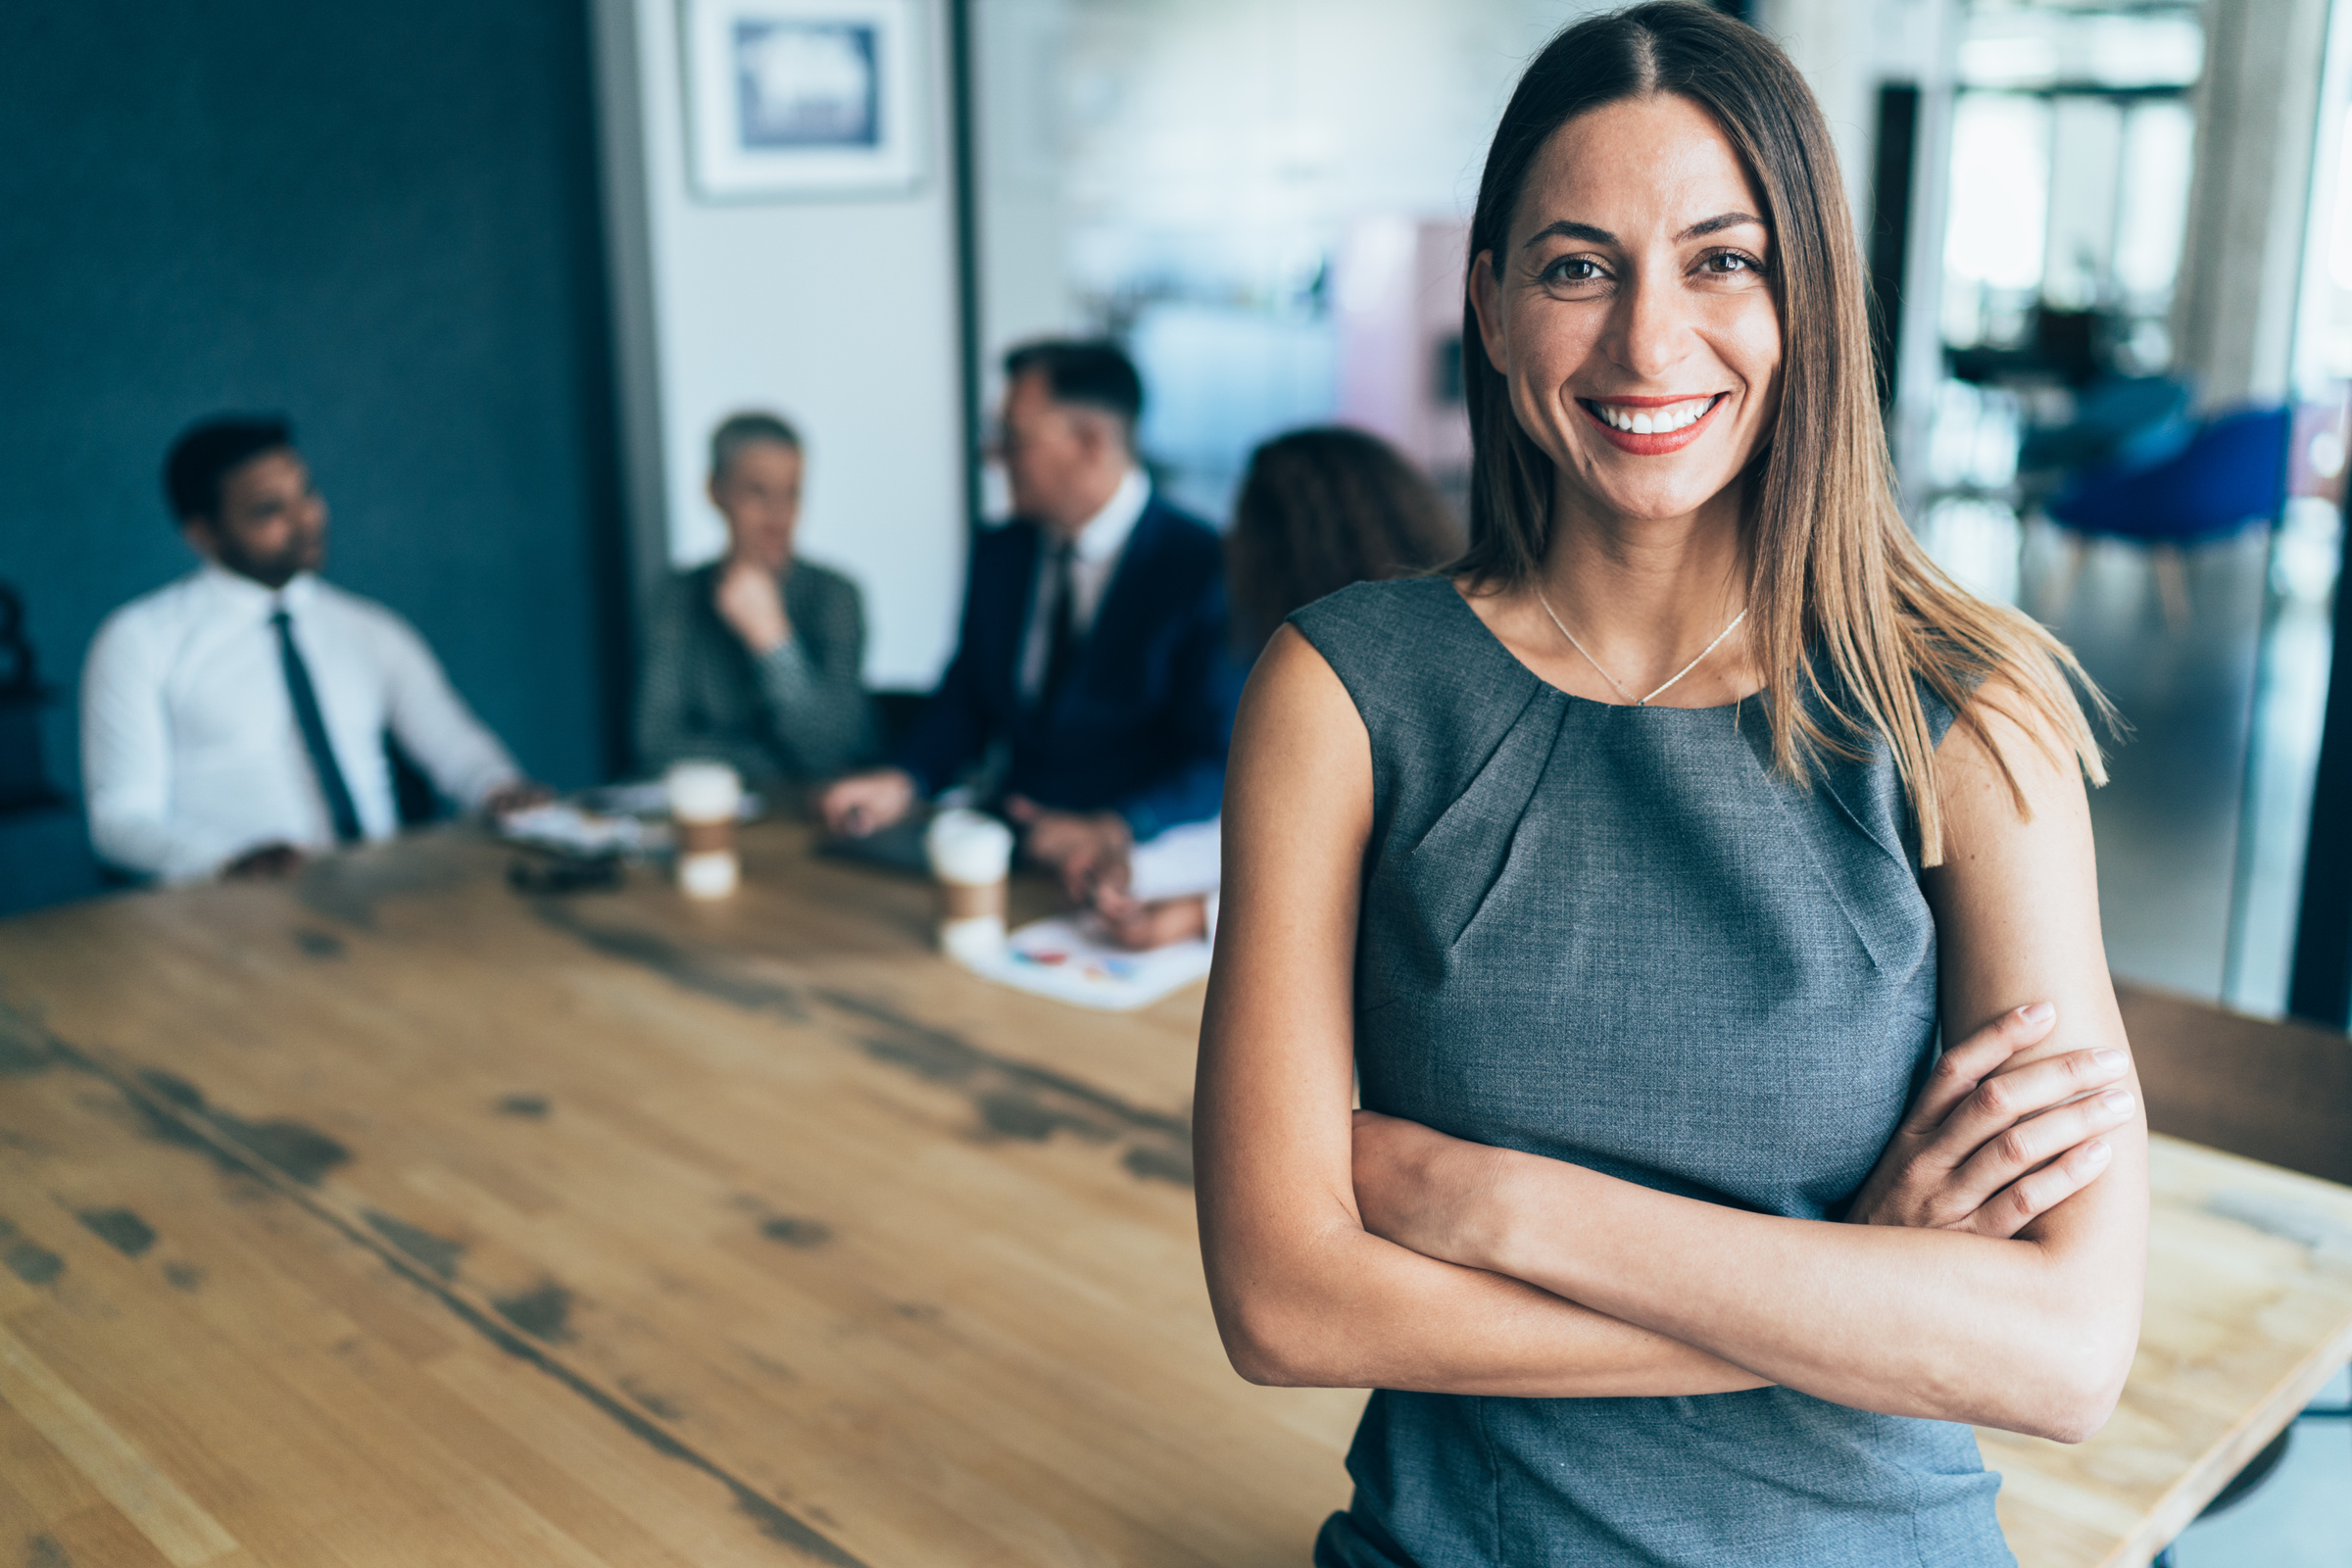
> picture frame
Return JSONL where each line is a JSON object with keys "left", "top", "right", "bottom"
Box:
{"left": 682, "top": 0, "right": 925, "bottom": 200}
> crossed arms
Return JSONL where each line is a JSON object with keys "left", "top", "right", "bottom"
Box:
{"left": 1194, "top": 627, "right": 2147, "bottom": 1443}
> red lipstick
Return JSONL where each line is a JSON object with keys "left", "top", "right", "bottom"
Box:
{"left": 1579, "top": 393, "right": 1728, "bottom": 456}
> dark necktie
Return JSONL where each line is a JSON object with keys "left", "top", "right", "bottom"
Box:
{"left": 1039, "top": 541, "right": 1078, "bottom": 709}
{"left": 271, "top": 608, "right": 363, "bottom": 844}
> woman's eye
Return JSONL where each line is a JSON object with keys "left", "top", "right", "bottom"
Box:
{"left": 1542, "top": 257, "right": 1606, "bottom": 284}
{"left": 1701, "top": 250, "right": 1763, "bottom": 276}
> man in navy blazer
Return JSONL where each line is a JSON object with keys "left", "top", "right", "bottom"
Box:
{"left": 816, "top": 340, "right": 1240, "bottom": 891}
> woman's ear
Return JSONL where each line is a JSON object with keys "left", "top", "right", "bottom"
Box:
{"left": 1469, "top": 250, "right": 1508, "bottom": 377}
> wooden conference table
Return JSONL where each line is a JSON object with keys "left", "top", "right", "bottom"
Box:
{"left": 0, "top": 821, "right": 2347, "bottom": 1568}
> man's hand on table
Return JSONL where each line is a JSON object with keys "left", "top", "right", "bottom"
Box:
{"left": 1005, "top": 796, "right": 1131, "bottom": 904}
{"left": 817, "top": 768, "right": 917, "bottom": 838}
{"left": 221, "top": 842, "right": 305, "bottom": 880}
{"left": 1080, "top": 842, "right": 1210, "bottom": 949}
{"left": 1095, "top": 890, "right": 1209, "bottom": 951}
{"left": 482, "top": 780, "right": 555, "bottom": 818}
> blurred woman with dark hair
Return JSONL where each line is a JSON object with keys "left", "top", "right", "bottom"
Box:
{"left": 1195, "top": 5, "right": 2146, "bottom": 1563}
{"left": 1090, "top": 427, "right": 1458, "bottom": 949}
{"left": 1225, "top": 427, "right": 1461, "bottom": 655}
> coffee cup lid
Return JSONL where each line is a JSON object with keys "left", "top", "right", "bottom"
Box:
{"left": 665, "top": 760, "right": 742, "bottom": 820}
{"left": 924, "top": 808, "right": 1014, "bottom": 883}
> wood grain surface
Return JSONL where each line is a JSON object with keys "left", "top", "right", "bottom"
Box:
{"left": 0, "top": 822, "right": 2345, "bottom": 1568}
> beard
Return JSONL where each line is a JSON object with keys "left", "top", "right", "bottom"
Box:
{"left": 216, "top": 528, "right": 323, "bottom": 590}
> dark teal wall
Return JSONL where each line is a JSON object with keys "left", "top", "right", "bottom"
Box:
{"left": 0, "top": 1, "right": 629, "bottom": 913}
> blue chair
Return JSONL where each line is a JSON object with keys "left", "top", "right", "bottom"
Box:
{"left": 2019, "top": 374, "right": 2195, "bottom": 475}
{"left": 2040, "top": 406, "right": 2291, "bottom": 627}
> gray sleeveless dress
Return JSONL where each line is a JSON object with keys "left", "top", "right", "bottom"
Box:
{"left": 1294, "top": 578, "right": 2012, "bottom": 1568}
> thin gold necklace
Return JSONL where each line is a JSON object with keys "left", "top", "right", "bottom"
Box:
{"left": 1533, "top": 591, "right": 1748, "bottom": 707}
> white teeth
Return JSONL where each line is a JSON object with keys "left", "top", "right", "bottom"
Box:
{"left": 1595, "top": 396, "right": 1716, "bottom": 434}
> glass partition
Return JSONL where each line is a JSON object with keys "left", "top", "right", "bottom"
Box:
{"left": 968, "top": 0, "right": 1594, "bottom": 523}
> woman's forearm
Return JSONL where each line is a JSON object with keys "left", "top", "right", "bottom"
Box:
{"left": 1207, "top": 1210, "right": 1771, "bottom": 1398}
{"left": 1472, "top": 1149, "right": 2137, "bottom": 1440}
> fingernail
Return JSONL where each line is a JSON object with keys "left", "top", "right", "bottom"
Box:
{"left": 2092, "top": 1049, "right": 2125, "bottom": 1069}
{"left": 2020, "top": 1002, "right": 2054, "bottom": 1024}
{"left": 2099, "top": 1090, "right": 2134, "bottom": 1113}
{"left": 2083, "top": 1139, "right": 2111, "bottom": 1163}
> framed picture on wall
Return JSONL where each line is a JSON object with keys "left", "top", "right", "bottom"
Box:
{"left": 683, "top": 0, "right": 925, "bottom": 200}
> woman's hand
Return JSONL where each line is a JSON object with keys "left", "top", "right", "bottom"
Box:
{"left": 1087, "top": 854, "right": 1210, "bottom": 950}
{"left": 1843, "top": 1003, "right": 2134, "bottom": 1237}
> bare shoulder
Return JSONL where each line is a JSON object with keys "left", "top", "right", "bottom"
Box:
{"left": 1934, "top": 669, "right": 2092, "bottom": 858}
{"left": 1219, "top": 625, "right": 1373, "bottom": 900}
{"left": 1230, "top": 624, "right": 1368, "bottom": 781}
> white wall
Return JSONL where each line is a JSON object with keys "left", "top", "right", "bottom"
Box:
{"left": 972, "top": 0, "right": 1078, "bottom": 369}
{"left": 595, "top": 0, "right": 968, "bottom": 690}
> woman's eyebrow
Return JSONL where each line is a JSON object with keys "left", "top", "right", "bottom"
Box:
{"left": 1521, "top": 212, "right": 1766, "bottom": 249}
{"left": 1678, "top": 211, "right": 1765, "bottom": 239}
{"left": 1522, "top": 220, "right": 1614, "bottom": 248}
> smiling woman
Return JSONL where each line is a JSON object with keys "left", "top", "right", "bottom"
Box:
{"left": 1194, "top": 5, "right": 2148, "bottom": 1566}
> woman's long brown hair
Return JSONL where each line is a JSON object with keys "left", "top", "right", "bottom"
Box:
{"left": 1456, "top": 1, "right": 2110, "bottom": 864}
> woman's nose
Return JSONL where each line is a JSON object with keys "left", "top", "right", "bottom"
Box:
{"left": 1610, "top": 272, "right": 1692, "bottom": 382}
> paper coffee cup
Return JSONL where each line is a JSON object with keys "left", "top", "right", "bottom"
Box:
{"left": 665, "top": 760, "right": 741, "bottom": 823}
{"left": 678, "top": 850, "right": 739, "bottom": 899}
{"left": 665, "top": 760, "right": 742, "bottom": 899}
{"left": 923, "top": 808, "right": 1014, "bottom": 958}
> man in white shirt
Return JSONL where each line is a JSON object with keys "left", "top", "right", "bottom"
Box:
{"left": 81, "top": 415, "right": 543, "bottom": 883}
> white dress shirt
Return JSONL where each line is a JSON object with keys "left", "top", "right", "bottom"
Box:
{"left": 1017, "top": 466, "right": 1151, "bottom": 702}
{"left": 81, "top": 564, "right": 519, "bottom": 882}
